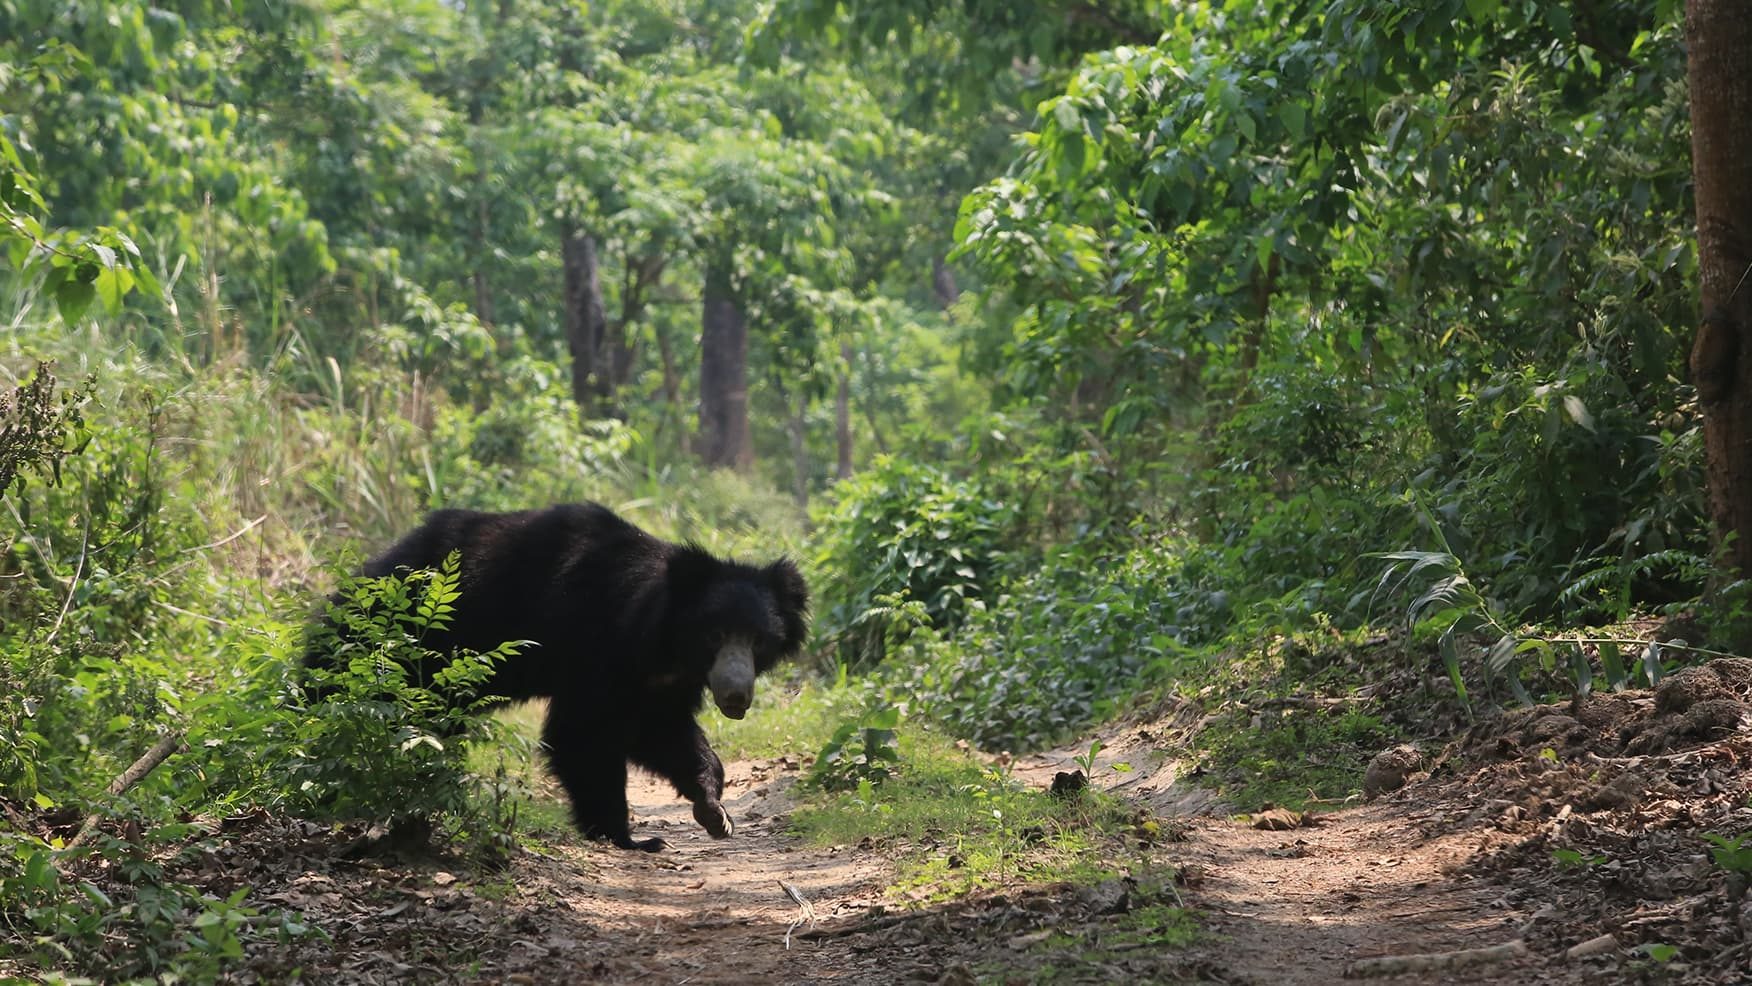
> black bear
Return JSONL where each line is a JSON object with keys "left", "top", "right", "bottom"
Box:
{"left": 306, "top": 502, "right": 809, "bottom": 851}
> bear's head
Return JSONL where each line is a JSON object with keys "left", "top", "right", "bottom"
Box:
{"left": 665, "top": 546, "right": 809, "bottom": 719}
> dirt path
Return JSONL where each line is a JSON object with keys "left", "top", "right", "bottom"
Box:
{"left": 527, "top": 760, "right": 896, "bottom": 983}
{"left": 230, "top": 692, "right": 1749, "bottom": 984}
{"left": 1012, "top": 730, "right": 1600, "bottom": 986}
{"left": 490, "top": 743, "right": 1577, "bottom": 986}
{"left": 244, "top": 755, "right": 1574, "bottom": 985}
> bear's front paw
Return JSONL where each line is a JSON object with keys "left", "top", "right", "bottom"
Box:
{"left": 613, "top": 834, "right": 668, "bottom": 852}
{"left": 693, "top": 800, "right": 734, "bottom": 838}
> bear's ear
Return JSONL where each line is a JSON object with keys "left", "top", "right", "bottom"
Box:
{"left": 666, "top": 543, "right": 721, "bottom": 598}
{"left": 766, "top": 558, "right": 809, "bottom": 617}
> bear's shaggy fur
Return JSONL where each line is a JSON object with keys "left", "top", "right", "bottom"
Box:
{"left": 308, "top": 502, "right": 808, "bottom": 851}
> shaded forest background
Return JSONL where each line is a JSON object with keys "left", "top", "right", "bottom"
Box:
{"left": 1, "top": 0, "right": 1742, "bottom": 978}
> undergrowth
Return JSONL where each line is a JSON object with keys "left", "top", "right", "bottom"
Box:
{"left": 791, "top": 731, "right": 1136, "bottom": 903}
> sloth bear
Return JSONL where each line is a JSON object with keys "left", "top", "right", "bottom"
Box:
{"left": 306, "top": 503, "right": 809, "bottom": 851}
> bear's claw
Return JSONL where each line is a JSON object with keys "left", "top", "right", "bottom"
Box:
{"left": 693, "top": 800, "right": 734, "bottom": 838}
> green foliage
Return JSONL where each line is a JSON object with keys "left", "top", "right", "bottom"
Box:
{"left": 1197, "top": 705, "right": 1400, "bottom": 814}
{"left": 814, "top": 455, "right": 1019, "bottom": 667}
{"left": 1, "top": 391, "right": 197, "bottom": 803}
{"left": 0, "top": 829, "right": 317, "bottom": 982}
{"left": 808, "top": 704, "right": 902, "bottom": 791}
{"left": 793, "top": 732, "right": 1132, "bottom": 901}
{"left": 294, "top": 553, "right": 520, "bottom": 836}
{"left": 1378, "top": 535, "right": 1735, "bottom": 707}
{"left": 1702, "top": 831, "right": 1752, "bottom": 875}
{"left": 894, "top": 543, "right": 1209, "bottom": 752}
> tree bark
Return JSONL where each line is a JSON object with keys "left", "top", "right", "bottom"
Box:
{"left": 1239, "top": 251, "right": 1280, "bottom": 378}
{"left": 1686, "top": 0, "right": 1752, "bottom": 586}
{"left": 473, "top": 197, "right": 495, "bottom": 331}
{"left": 562, "top": 228, "right": 610, "bottom": 414}
{"left": 932, "top": 253, "right": 961, "bottom": 310}
{"left": 698, "top": 260, "right": 753, "bottom": 470}
{"left": 789, "top": 389, "right": 810, "bottom": 508}
{"left": 835, "top": 341, "right": 853, "bottom": 480}
{"left": 656, "top": 321, "right": 682, "bottom": 410}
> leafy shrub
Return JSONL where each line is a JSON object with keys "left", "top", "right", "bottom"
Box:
{"left": 0, "top": 361, "right": 91, "bottom": 499}
{"left": 813, "top": 455, "right": 1019, "bottom": 667}
{"left": 424, "top": 355, "right": 640, "bottom": 512}
{"left": 0, "top": 828, "right": 317, "bottom": 982}
{"left": 897, "top": 542, "right": 1213, "bottom": 752}
{"left": 293, "top": 552, "right": 519, "bottom": 840}
{"left": 808, "top": 705, "right": 901, "bottom": 792}
{"left": 1, "top": 393, "right": 204, "bottom": 802}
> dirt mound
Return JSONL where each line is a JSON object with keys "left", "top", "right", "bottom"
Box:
{"left": 1463, "top": 658, "right": 1752, "bottom": 764}
{"left": 1376, "top": 659, "right": 1752, "bottom": 984}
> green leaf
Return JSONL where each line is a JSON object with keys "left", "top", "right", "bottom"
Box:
{"left": 1052, "top": 99, "right": 1081, "bottom": 134}
{"left": 55, "top": 279, "right": 96, "bottom": 324}
{"left": 1464, "top": 0, "right": 1502, "bottom": 20}
{"left": 1597, "top": 640, "right": 1628, "bottom": 689}
{"left": 1562, "top": 395, "right": 1594, "bottom": 431}
{"left": 1277, "top": 102, "right": 1306, "bottom": 140}
{"left": 94, "top": 265, "right": 133, "bottom": 313}
{"left": 1235, "top": 110, "right": 1256, "bottom": 143}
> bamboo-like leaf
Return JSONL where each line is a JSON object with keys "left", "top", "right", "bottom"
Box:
{"left": 1597, "top": 639, "right": 1627, "bottom": 690}
{"left": 1640, "top": 641, "right": 1664, "bottom": 686}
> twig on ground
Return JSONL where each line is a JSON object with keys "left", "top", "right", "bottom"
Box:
{"left": 794, "top": 911, "right": 919, "bottom": 942}
{"left": 780, "top": 880, "right": 817, "bottom": 949}
{"left": 1564, "top": 934, "right": 1620, "bottom": 961}
{"left": 67, "top": 732, "right": 185, "bottom": 849}
{"left": 1343, "top": 940, "right": 1529, "bottom": 978}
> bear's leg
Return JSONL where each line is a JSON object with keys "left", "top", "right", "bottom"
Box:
{"left": 628, "top": 714, "right": 734, "bottom": 839}
{"left": 542, "top": 701, "right": 665, "bottom": 852}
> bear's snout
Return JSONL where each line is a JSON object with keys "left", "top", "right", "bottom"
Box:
{"left": 707, "top": 638, "right": 756, "bottom": 719}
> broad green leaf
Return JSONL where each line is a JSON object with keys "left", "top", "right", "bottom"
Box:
{"left": 56, "top": 279, "right": 96, "bottom": 324}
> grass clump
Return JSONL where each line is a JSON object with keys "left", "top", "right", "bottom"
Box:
{"left": 792, "top": 730, "right": 1134, "bottom": 903}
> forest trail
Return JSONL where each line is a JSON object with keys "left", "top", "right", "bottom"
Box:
{"left": 236, "top": 673, "right": 1752, "bottom": 984}
{"left": 315, "top": 750, "right": 1565, "bottom": 986}
{"left": 1011, "top": 732, "right": 1577, "bottom": 986}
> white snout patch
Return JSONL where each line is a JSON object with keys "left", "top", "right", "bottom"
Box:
{"left": 707, "top": 639, "right": 756, "bottom": 719}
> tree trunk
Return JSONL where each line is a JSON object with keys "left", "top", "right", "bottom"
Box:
{"left": 932, "top": 253, "right": 961, "bottom": 310}
{"left": 1239, "top": 252, "right": 1280, "bottom": 377}
{"left": 473, "top": 197, "right": 496, "bottom": 331}
{"left": 562, "top": 228, "right": 609, "bottom": 414}
{"left": 835, "top": 341, "right": 853, "bottom": 480}
{"left": 1686, "top": 0, "right": 1752, "bottom": 588}
{"left": 656, "top": 321, "right": 682, "bottom": 409}
{"left": 789, "top": 389, "right": 810, "bottom": 508}
{"left": 698, "top": 260, "right": 753, "bottom": 470}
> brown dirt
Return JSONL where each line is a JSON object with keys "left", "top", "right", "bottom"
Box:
{"left": 23, "top": 659, "right": 1752, "bottom": 984}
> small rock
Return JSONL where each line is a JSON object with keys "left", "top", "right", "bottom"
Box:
{"left": 1078, "top": 878, "right": 1130, "bottom": 915}
{"left": 1363, "top": 744, "right": 1424, "bottom": 800}
{"left": 1049, "top": 770, "right": 1088, "bottom": 799}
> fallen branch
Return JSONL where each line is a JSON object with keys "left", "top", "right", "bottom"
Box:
{"left": 793, "top": 911, "right": 920, "bottom": 941}
{"left": 1255, "top": 695, "right": 1366, "bottom": 711}
{"left": 1564, "top": 933, "right": 1619, "bottom": 961}
{"left": 779, "top": 880, "right": 818, "bottom": 949}
{"left": 67, "top": 732, "right": 185, "bottom": 849}
{"left": 1344, "top": 940, "right": 1529, "bottom": 978}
